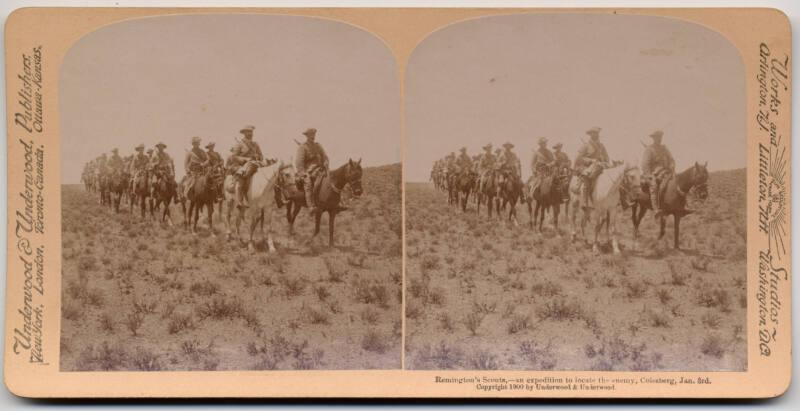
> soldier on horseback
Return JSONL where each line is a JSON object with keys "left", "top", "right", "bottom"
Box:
{"left": 229, "top": 125, "right": 264, "bottom": 209}
{"left": 574, "top": 127, "right": 609, "bottom": 209}
{"left": 456, "top": 147, "right": 473, "bottom": 174}
{"left": 498, "top": 142, "right": 521, "bottom": 184}
{"left": 553, "top": 143, "right": 572, "bottom": 202}
{"left": 149, "top": 142, "right": 175, "bottom": 189}
{"left": 641, "top": 130, "right": 675, "bottom": 217}
{"left": 295, "top": 128, "right": 329, "bottom": 214}
{"left": 444, "top": 152, "right": 457, "bottom": 176}
{"left": 478, "top": 143, "right": 496, "bottom": 192}
{"left": 130, "top": 144, "right": 149, "bottom": 175}
{"left": 205, "top": 142, "right": 223, "bottom": 168}
{"left": 129, "top": 144, "right": 149, "bottom": 190}
{"left": 108, "top": 148, "right": 124, "bottom": 177}
{"left": 530, "top": 137, "right": 555, "bottom": 193}
{"left": 553, "top": 143, "right": 571, "bottom": 172}
{"left": 183, "top": 136, "right": 208, "bottom": 199}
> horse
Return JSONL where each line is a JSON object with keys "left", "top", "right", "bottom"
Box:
{"left": 445, "top": 172, "right": 459, "bottom": 206}
{"left": 98, "top": 172, "right": 110, "bottom": 206}
{"left": 182, "top": 167, "right": 223, "bottom": 235}
{"left": 129, "top": 170, "right": 149, "bottom": 218}
{"left": 281, "top": 159, "right": 363, "bottom": 247}
{"left": 629, "top": 162, "right": 709, "bottom": 249}
{"left": 569, "top": 161, "right": 636, "bottom": 254}
{"left": 107, "top": 171, "right": 128, "bottom": 213}
{"left": 223, "top": 161, "right": 281, "bottom": 252}
{"left": 476, "top": 170, "right": 500, "bottom": 218}
{"left": 497, "top": 172, "right": 523, "bottom": 224}
{"left": 149, "top": 172, "right": 177, "bottom": 225}
{"left": 525, "top": 165, "right": 566, "bottom": 232}
{"left": 455, "top": 170, "right": 476, "bottom": 212}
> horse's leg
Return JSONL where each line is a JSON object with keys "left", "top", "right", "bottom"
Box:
{"left": 673, "top": 214, "right": 681, "bottom": 250}
{"left": 247, "top": 209, "right": 260, "bottom": 253}
{"left": 328, "top": 211, "right": 336, "bottom": 248}
{"left": 658, "top": 215, "right": 666, "bottom": 240}
{"left": 208, "top": 202, "right": 215, "bottom": 237}
{"left": 313, "top": 209, "right": 322, "bottom": 239}
{"left": 553, "top": 203, "right": 560, "bottom": 234}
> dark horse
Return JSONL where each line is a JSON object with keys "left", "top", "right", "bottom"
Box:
{"left": 107, "top": 171, "right": 128, "bottom": 213}
{"left": 526, "top": 165, "right": 566, "bottom": 232}
{"left": 497, "top": 172, "right": 523, "bottom": 224}
{"left": 182, "top": 167, "right": 223, "bottom": 235}
{"left": 630, "top": 162, "right": 709, "bottom": 249}
{"left": 453, "top": 170, "right": 476, "bottom": 212}
{"left": 130, "top": 170, "right": 149, "bottom": 218}
{"left": 476, "top": 170, "right": 500, "bottom": 218}
{"left": 282, "top": 159, "right": 364, "bottom": 247}
{"left": 149, "top": 172, "right": 177, "bottom": 225}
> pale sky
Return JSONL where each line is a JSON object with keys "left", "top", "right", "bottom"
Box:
{"left": 61, "top": 14, "right": 400, "bottom": 183}
{"left": 405, "top": 13, "right": 745, "bottom": 182}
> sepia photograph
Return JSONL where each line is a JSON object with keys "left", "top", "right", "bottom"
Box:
{"left": 405, "top": 13, "right": 747, "bottom": 371}
{"left": 59, "top": 14, "right": 402, "bottom": 371}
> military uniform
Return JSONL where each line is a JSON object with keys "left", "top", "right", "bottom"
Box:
{"left": 478, "top": 145, "right": 496, "bottom": 191}
{"left": 530, "top": 139, "right": 555, "bottom": 193}
{"left": 456, "top": 148, "right": 473, "bottom": 174}
{"left": 229, "top": 125, "right": 263, "bottom": 208}
{"left": 641, "top": 130, "right": 675, "bottom": 214}
{"left": 149, "top": 143, "right": 175, "bottom": 188}
{"left": 498, "top": 143, "right": 521, "bottom": 181}
{"left": 107, "top": 150, "right": 124, "bottom": 175}
{"left": 206, "top": 145, "right": 224, "bottom": 168}
{"left": 130, "top": 146, "right": 149, "bottom": 175}
{"left": 574, "top": 127, "right": 609, "bottom": 208}
{"left": 530, "top": 143, "right": 554, "bottom": 176}
{"left": 295, "top": 128, "right": 329, "bottom": 211}
{"left": 553, "top": 147, "right": 571, "bottom": 171}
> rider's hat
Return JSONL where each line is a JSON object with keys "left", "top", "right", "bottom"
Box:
{"left": 146, "top": 148, "right": 153, "bottom": 153}
{"left": 135, "top": 144, "right": 144, "bottom": 151}
{"left": 503, "top": 142, "right": 514, "bottom": 149}
{"left": 156, "top": 142, "right": 167, "bottom": 149}
{"left": 586, "top": 127, "right": 601, "bottom": 136}
{"left": 459, "top": 147, "right": 467, "bottom": 152}
{"left": 302, "top": 128, "right": 317, "bottom": 138}
{"left": 538, "top": 137, "right": 548, "bottom": 145}
{"left": 553, "top": 142, "right": 563, "bottom": 149}
{"left": 205, "top": 142, "right": 216, "bottom": 149}
{"left": 191, "top": 136, "right": 201, "bottom": 145}
{"left": 649, "top": 130, "right": 664, "bottom": 139}
{"left": 240, "top": 125, "right": 255, "bottom": 134}
{"left": 482, "top": 143, "right": 492, "bottom": 151}
{"left": 111, "top": 148, "right": 118, "bottom": 153}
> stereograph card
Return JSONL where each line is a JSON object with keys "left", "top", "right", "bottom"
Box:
{"left": 2, "top": 7, "right": 792, "bottom": 398}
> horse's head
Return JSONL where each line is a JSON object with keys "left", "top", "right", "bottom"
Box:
{"left": 345, "top": 158, "right": 363, "bottom": 197}
{"left": 691, "top": 161, "right": 709, "bottom": 200}
{"left": 277, "top": 163, "right": 296, "bottom": 187}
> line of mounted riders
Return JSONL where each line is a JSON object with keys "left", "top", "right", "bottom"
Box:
{"left": 80, "top": 126, "right": 364, "bottom": 251}
{"left": 429, "top": 127, "right": 709, "bottom": 252}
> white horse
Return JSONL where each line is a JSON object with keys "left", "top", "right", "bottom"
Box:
{"left": 223, "top": 161, "right": 281, "bottom": 253}
{"left": 569, "top": 161, "right": 635, "bottom": 254}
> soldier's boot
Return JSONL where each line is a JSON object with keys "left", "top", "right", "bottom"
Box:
{"left": 651, "top": 181, "right": 663, "bottom": 218}
{"left": 304, "top": 180, "right": 317, "bottom": 214}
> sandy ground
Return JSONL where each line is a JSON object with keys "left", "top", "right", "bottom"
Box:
{"left": 405, "top": 169, "right": 747, "bottom": 371}
{"left": 60, "top": 164, "right": 402, "bottom": 371}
